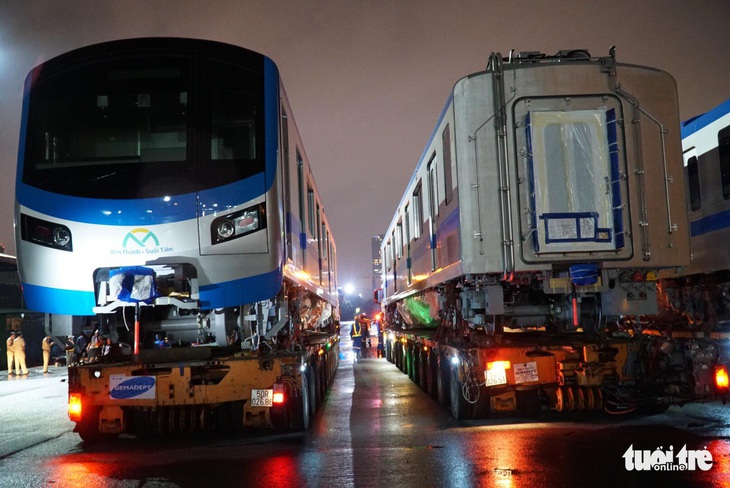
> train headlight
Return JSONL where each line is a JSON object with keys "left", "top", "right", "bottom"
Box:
{"left": 216, "top": 220, "right": 236, "bottom": 240}
{"left": 53, "top": 227, "right": 71, "bottom": 247}
{"left": 211, "top": 203, "right": 266, "bottom": 244}
{"left": 20, "top": 214, "right": 73, "bottom": 252}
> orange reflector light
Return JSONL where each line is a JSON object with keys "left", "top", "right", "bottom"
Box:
{"left": 485, "top": 360, "right": 510, "bottom": 386}
{"left": 68, "top": 393, "right": 82, "bottom": 422}
{"left": 487, "top": 360, "right": 511, "bottom": 370}
{"left": 715, "top": 365, "right": 729, "bottom": 391}
{"left": 273, "top": 383, "right": 285, "bottom": 404}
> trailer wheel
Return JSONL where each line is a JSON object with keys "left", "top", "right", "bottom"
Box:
{"left": 290, "top": 374, "right": 310, "bottom": 431}
{"left": 213, "top": 403, "right": 233, "bottom": 434}
{"left": 450, "top": 366, "right": 470, "bottom": 420}
{"left": 318, "top": 357, "right": 327, "bottom": 400}
{"left": 306, "top": 366, "right": 317, "bottom": 417}
{"left": 231, "top": 401, "right": 246, "bottom": 434}
{"left": 426, "top": 352, "right": 438, "bottom": 398}
{"left": 437, "top": 356, "right": 451, "bottom": 407}
{"left": 411, "top": 347, "right": 420, "bottom": 384}
{"left": 418, "top": 351, "right": 428, "bottom": 391}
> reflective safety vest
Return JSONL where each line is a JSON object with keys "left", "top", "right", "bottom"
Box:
{"left": 352, "top": 322, "right": 362, "bottom": 337}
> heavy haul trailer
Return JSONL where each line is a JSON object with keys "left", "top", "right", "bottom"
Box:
{"left": 378, "top": 49, "right": 730, "bottom": 419}
{"left": 384, "top": 327, "right": 727, "bottom": 419}
{"left": 68, "top": 332, "right": 339, "bottom": 439}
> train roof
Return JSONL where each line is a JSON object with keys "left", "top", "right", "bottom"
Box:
{"left": 681, "top": 98, "right": 730, "bottom": 139}
{"left": 28, "top": 37, "right": 275, "bottom": 83}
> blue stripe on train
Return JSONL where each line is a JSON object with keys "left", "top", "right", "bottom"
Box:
{"left": 21, "top": 267, "right": 283, "bottom": 316}
{"left": 690, "top": 209, "right": 730, "bottom": 237}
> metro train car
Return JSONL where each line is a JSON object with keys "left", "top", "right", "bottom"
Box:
{"left": 661, "top": 99, "right": 730, "bottom": 328}
{"left": 15, "top": 37, "right": 339, "bottom": 344}
{"left": 14, "top": 38, "right": 340, "bottom": 436}
{"left": 381, "top": 49, "right": 688, "bottom": 332}
{"left": 379, "top": 49, "right": 728, "bottom": 417}
{"left": 682, "top": 98, "right": 730, "bottom": 275}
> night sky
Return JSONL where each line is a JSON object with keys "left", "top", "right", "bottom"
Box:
{"left": 1, "top": 0, "right": 728, "bottom": 294}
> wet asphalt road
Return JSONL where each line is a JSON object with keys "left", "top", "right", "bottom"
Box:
{"left": 1, "top": 330, "right": 730, "bottom": 487}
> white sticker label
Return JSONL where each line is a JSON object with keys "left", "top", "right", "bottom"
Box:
{"left": 513, "top": 362, "right": 539, "bottom": 384}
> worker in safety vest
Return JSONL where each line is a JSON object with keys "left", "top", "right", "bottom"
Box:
{"left": 354, "top": 313, "right": 371, "bottom": 357}
{"left": 6, "top": 331, "right": 15, "bottom": 375}
{"left": 350, "top": 317, "right": 364, "bottom": 357}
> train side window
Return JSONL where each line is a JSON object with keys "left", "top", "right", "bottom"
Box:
{"left": 720, "top": 126, "right": 730, "bottom": 200}
{"left": 307, "top": 186, "right": 315, "bottom": 236}
{"left": 687, "top": 155, "right": 701, "bottom": 211}
{"left": 413, "top": 182, "right": 423, "bottom": 239}
{"left": 427, "top": 156, "right": 438, "bottom": 219}
{"left": 442, "top": 124, "right": 453, "bottom": 205}
{"left": 386, "top": 238, "right": 392, "bottom": 271}
{"left": 396, "top": 220, "right": 404, "bottom": 259}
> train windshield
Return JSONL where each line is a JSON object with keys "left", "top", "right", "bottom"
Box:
{"left": 22, "top": 52, "right": 264, "bottom": 199}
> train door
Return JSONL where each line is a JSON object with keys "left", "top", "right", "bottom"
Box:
{"left": 282, "top": 109, "right": 292, "bottom": 259}
{"left": 427, "top": 157, "right": 438, "bottom": 271}
{"left": 404, "top": 203, "right": 412, "bottom": 284}
{"left": 297, "top": 150, "right": 306, "bottom": 269}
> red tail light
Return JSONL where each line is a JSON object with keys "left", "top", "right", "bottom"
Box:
{"left": 68, "top": 393, "right": 83, "bottom": 422}
{"left": 715, "top": 365, "right": 729, "bottom": 392}
{"left": 273, "top": 383, "right": 285, "bottom": 404}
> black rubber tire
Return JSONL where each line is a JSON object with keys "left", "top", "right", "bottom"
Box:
{"left": 437, "top": 356, "right": 451, "bottom": 407}
{"left": 450, "top": 366, "right": 470, "bottom": 420}
{"left": 290, "top": 374, "right": 310, "bottom": 431}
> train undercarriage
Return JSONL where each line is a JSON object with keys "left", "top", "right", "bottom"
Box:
{"left": 68, "top": 279, "right": 340, "bottom": 441}
{"left": 382, "top": 270, "right": 730, "bottom": 419}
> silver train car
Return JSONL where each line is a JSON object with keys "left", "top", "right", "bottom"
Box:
{"left": 15, "top": 38, "right": 339, "bottom": 349}
{"left": 381, "top": 49, "right": 688, "bottom": 334}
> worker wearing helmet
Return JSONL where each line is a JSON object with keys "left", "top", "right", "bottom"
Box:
{"left": 355, "top": 313, "right": 371, "bottom": 358}
{"left": 350, "top": 315, "right": 364, "bottom": 359}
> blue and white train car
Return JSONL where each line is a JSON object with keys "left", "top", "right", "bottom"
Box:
{"left": 15, "top": 38, "right": 339, "bottom": 350}
{"left": 682, "top": 98, "right": 730, "bottom": 276}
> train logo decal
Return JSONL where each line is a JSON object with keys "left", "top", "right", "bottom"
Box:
{"left": 123, "top": 228, "right": 160, "bottom": 248}
{"left": 109, "top": 375, "right": 156, "bottom": 400}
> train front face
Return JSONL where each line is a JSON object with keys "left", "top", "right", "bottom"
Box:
{"left": 14, "top": 38, "right": 283, "bottom": 316}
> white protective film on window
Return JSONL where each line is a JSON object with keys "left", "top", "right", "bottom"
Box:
{"left": 527, "top": 109, "right": 617, "bottom": 253}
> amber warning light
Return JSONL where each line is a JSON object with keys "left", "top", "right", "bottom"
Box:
{"left": 715, "top": 365, "right": 729, "bottom": 392}
{"left": 68, "top": 393, "right": 83, "bottom": 422}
